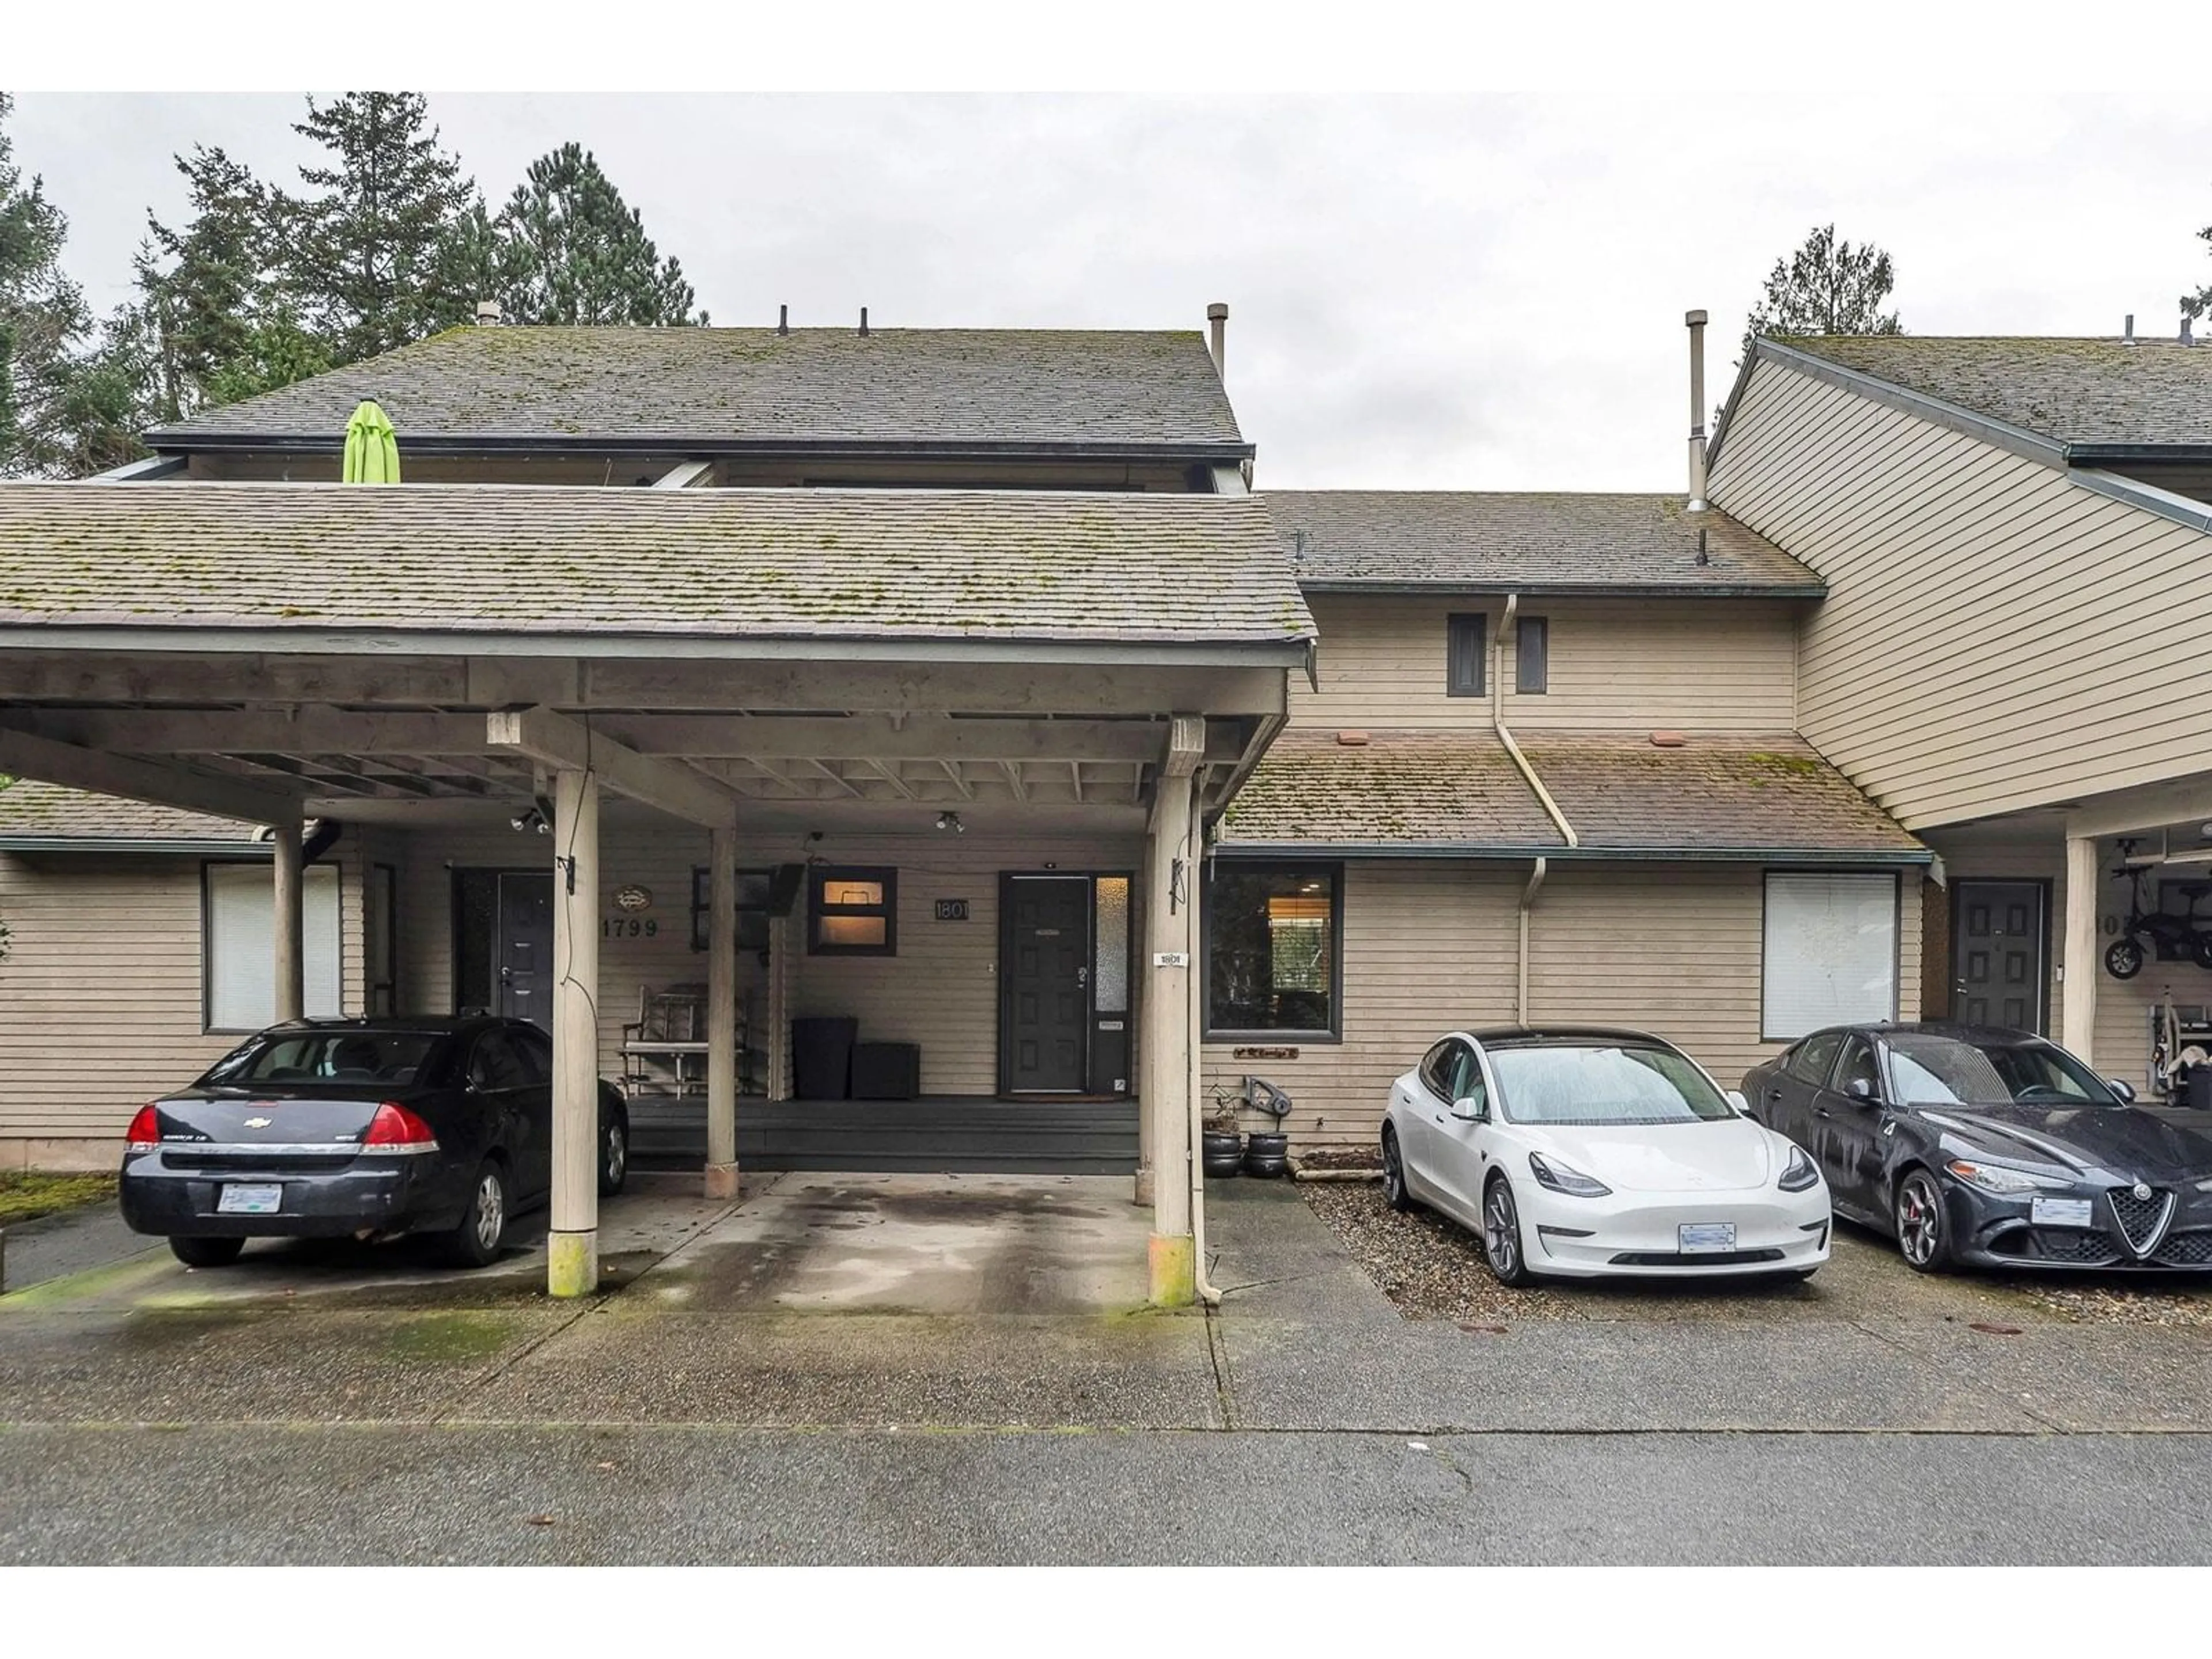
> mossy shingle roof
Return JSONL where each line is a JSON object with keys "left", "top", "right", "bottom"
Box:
{"left": 1778, "top": 335, "right": 2212, "bottom": 449}
{"left": 0, "top": 482, "right": 1313, "bottom": 648}
{"left": 0, "top": 780, "right": 258, "bottom": 846}
{"left": 1264, "top": 491, "right": 1821, "bottom": 594}
{"left": 1219, "top": 730, "right": 1923, "bottom": 859}
{"left": 143, "top": 327, "right": 1248, "bottom": 454}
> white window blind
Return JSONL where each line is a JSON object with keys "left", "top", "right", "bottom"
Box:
{"left": 1763, "top": 873, "right": 1896, "bottom": 1040}
{"left": 207, "top": 862, "right": 344, "bottom": 1029}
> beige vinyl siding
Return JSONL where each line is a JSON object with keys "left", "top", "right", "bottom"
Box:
{"left": 1200, "top": 858, "right": 1922, "bottom": 1154}
{"left": 1710, "top": 358, "right": 2212, "bottom": 829}
{"left": 1292, "top": 593, "right": 1800, "bottom": 734}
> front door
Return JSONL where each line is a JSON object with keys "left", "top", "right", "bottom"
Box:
{"left": 1952, "top": 880, "right": 2046, "bottom": 1032}
{"left": 1001, "top": 876, "right": 1090, "bottom": 1093}
{"left": 497, "top": 872, "right": 555, "bottom": 1029}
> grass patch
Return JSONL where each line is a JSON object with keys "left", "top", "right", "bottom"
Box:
{"left": 0, "top": 1171, "right": 119, "bottom": 1227}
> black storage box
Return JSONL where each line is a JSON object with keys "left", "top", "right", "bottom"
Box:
{"left": 852, "top": 1041, "right": 921, "bottom": 1101}
{"left": 792, "top": 1016, "right": 859, "bottom": 1100}
{"left": 2188, "top": 1066, "right": 2212, "bottom": 1112}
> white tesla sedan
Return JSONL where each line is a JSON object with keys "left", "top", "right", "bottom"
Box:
{"left": 1381, "top": 1027, "right": 1831, "bottom": 1284}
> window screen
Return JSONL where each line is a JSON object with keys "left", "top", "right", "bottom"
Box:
{"left": 1516, "top": 616, "right": 1548, "bottom": 694}
{"left": 206, "top": 862, "right": 343, "bottom": 1031}
{"left": 1763, "top": 872, "right": 1897, "bottom": 1040}
{"left": 1446, "top": 613, "right": 1486, "bottom": 697}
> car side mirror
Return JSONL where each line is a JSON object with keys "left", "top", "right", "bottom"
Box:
{"left": 1843, "top": 1078, "right": 1879, "bottom": 1104}
{"left": 2107, "top": 1078, "right": 2137, "bottom": 1105}
{"left": 1452, "top": 1095, "right": 1488, "bottom": 1122}
{"left": 1725, "top": 1089, "right": 1749, "bottom": 1115}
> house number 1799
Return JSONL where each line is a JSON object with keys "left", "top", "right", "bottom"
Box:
{"left": 602, "top": 917, "right": 660, "bottom": 938}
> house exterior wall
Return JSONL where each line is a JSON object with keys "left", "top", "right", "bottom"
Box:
{"left": 1198, "top": 857, "right": 1922, "bottom": 1154}
{"left": 1291, "top": 593, "right": 1801, "bottom": 734}
{"left": 1709, "top": 357, "right": 2212, "bottom": 830}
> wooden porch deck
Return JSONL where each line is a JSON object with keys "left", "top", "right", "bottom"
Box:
{"left": 629, "top": 1095, "right": 1141, "bottom": 1175}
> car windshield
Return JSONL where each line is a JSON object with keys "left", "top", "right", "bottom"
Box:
{"left": 1883, "top": 1033, "right": 2118, "bottom": 1108}
{"left": 203, "top": 1031, "right": 443, "bottom": 1087}
{"left": 1488, "top": 1044, "right": 1734, "bottom": 1126}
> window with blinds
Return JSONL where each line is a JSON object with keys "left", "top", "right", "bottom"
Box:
{"left": 204, "top": 862, "right": 344, "bottom": 1031}
{"left": 1762, "top": 872, "right": 1898, "bottom": 1040}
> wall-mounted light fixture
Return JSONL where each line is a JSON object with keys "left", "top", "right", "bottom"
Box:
{"left": 935, "top": 810, "right": 965, "bottom": 834}
{"left": 510, "top": 794, "right": 555, "bottom": 835}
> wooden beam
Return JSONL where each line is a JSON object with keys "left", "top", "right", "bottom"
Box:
{"left": 938, "top": 760, "right": 974, "bottom": 800}
{"left": 651, "top": 459, "right": 714, "bottom": 489}
{"left": 486, "top": 708, "right": 739, "bottom": 827}
{"left": 1001, "top": 760, "right": 1028, "bottom": 802}
{"left": 0, "top": 726, "right": 302, "bottom": 825}
{"left": 802, "top": 759, "right": 864, "bottom": 799}
{"left": 1069, "top": 760, "right": 1085, "bottom": 802}
{"left": 2066, "top": 780, "right": 2212, "bottom": 843}
{"left": 859, "top": 757, "right": 916, "bottom": 800}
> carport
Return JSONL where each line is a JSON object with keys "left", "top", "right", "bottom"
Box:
{"left": 0, "top": 479, "right": 1312, "bottom": 1302}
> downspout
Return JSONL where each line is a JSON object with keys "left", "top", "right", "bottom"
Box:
{"left": 1491, "top": 593, "right": 1578, "bottom": 1024}
{"left": 1189, "top": 840, "right": 1222, "bottom": 1306}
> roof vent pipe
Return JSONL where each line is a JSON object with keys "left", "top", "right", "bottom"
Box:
{"left": 859, "top": 306, "right": 870, "bottom": 338}
{"left": 2184, "top": 315, "right": 2194, "bottom": 347}
{"left": 1685, "top": 308, "right": 1709, "bottom": 512}
{"left": 474, "top": 299, "right": 501, "bottom": 325}
{"left": 778, "top": 304, "right": 789, "bottom": 336}
{"left": 2124, "top": 313, "right": 2137, "bottom": 346}
{"left": 1207, "top": 302, "right": 1229, "bottom": 381}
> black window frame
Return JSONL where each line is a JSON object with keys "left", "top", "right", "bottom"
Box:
{"left": 1202, "top": 858, "right": 1344, "bottom": 1042}
{"left": 691, "top": 865, "right": 774, "bottom": 955}
{"left": 809, "top": 865, "right": 899, "bottom": 957}
{"left": 1446, "top": 612, "right": 1487, "bottom": 698}
{"left": 1516, "top": 614, "right": 1549, "bottom": 694}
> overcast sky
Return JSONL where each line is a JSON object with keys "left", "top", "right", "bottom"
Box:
{"left": 11, "top": 90, "right": 2211, "bottom": 491}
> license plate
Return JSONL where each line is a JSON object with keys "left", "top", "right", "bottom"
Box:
{"left": 216, "top": 1183, "right": 282, "bottom": 1215}
{"left": 2031, "top": 1195, "right": 2094, "bottom": 1229}
{"left": 1679, "top": 1222, "right": 1737, "bottom": 1254}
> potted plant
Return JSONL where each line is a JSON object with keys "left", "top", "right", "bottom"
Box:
{"left": 1201, "top": 1107, "right": 1244, "bottom": 1179}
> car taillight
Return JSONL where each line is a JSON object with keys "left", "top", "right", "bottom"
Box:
{"left": 363, "top": 1101, "right": 438, "bottom": 1153}
{"left": 126, "top": 1104, "right": 161, "bottom": 1153}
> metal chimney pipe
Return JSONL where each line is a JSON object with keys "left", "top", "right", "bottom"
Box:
{"left": 1207, "top": 302, "right": 1229, "bottom": 380}
{"left": 2185, "top": 316, "right": 2195, "bottom": 347}
{"left": 2125, "top": 313, "right": 2136, "bottom": 346}
{"left": 1685, "top": 308, "right": 1710, "bottom": 512}
{"left": 777, "top": 304, "right": 789, "bottom": 336}
{"left": 859, "top": 306, "right": 870, "bottom": 338}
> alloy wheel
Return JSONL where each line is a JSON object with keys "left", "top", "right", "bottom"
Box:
{"left": 474, "top": 1171, "right": 505, "bottom": 1255}
{"left": 1896, "top": 1172, "right": 1942, "bottom": 1268}
{"left": 1484, "top": 1183, "right": 1520, "bottom": 1278}
{"left": 1382, "top": 1134, "right": 1407, "bottom": 1209}
{"left": 603, "top": 1122, "right": 626, "bottom": 1187}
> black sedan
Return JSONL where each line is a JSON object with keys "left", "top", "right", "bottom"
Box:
{"left": 1743, "top": 1022, "right": 2212, "bottom": 1273}
{"left": 120, "top": 1017, "right": 628, "bottom": 1270}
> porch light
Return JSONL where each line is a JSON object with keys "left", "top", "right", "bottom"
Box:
{"left": 936, "top": 810, "right": 965, "bottom": 834}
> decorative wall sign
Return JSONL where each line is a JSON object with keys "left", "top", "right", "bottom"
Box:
{"left": 613, "top": 884, "right": 653, "bottom": 912}
{"left": 934, "top": 899, "right": 971, "bottom": 922}
{"left": 1234, "top": 1046, "right": 1301, "bottom": 1060}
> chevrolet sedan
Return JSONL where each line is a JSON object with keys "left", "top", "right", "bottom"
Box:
{"left": 1381, "top": 1027, "right": 1830, "bottom": 1285}
{"left": 120, "top": 1017, "right": 628, "bottom": 1270}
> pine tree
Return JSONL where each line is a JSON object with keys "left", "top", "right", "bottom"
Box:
{"left": 478, "top": 143, "right": 706, "bottom": 326}
{"left": 0, "top": 91, "right": 96, "bottom": 476}
{"left": 1745, "top": 224, "right": 1904, "bottom": 349}
{"left": 278, "top": 92, "right": 478, "bottom": 363}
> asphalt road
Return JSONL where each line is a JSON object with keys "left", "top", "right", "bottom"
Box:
{"left": 2, "top": 1423, "right": 2206, "bottom": 1565}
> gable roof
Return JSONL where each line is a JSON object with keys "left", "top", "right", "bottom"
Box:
{"left": 1770, "top": 335, "right": 2212, "bottom": 454}
{"left": 0, "top": 779, "right": 262, "bottom": 852}
{"left": 142, "top": 327, "right": 1250, "bottom": 458}
{"left": 1218, "top": 729, "right": 1924, "bottom": 862}
{"left": 1263, "top": 491, "right": 1823, "bottom": 596}
{"left": 0, "top": 482, "right": 1313, "bottom": 655}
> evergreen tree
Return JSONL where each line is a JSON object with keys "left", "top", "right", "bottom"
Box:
{"left": 476, "top": 143, "right": 707, "bottom": 326}
{"left": 134, "top": 146, "right": 280, "bottom": 418}
{"left": 0, "top": 92, "right": 96, "bottom": 476}
{"left": 1744, "top": 224, "right": 1904, "bottom": 349}
{"left": 278, "top": 92, "right": 478, "bottom": 362}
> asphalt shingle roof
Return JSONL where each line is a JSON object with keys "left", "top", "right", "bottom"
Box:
{"left": 0, "top": 482, "right": 1314, "bottom": 648}
{"left": 1218, "top": 729, "right": 1922, "bottom": 858}
{"left": 144, "top": 327, "right": 1248, "bottom": 453}
{"left": 0, "top": 780, "right": 257, "bottom": 846}
{"left": 1777, "top": 335, "right": 2212, "bottom": 449}
{"left": 1264, "top": 491, "right": 1823, "bottom": 594}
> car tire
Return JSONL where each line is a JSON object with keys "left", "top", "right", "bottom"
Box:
{"left": 1893, "top": 1168, "right": 1952, "bottom": 1274}
{"left": 1482, "top": 1175, "right": 1536, "bottom": 1287}
{"left": 2192, "top": 934, "right": 2212, "bottom": 972}
{"left": 598, "top": 1114, "right": 629, "bottom": 1196}
{"left": 444, "top": 1160, "right": 509, "bottom": 1270}
{"left": 1381, "top": 1127, "right": 1414, "bottom": 1212}
{"left": 2105, "top": 938, "right": 2146, "bottom": 979}
{"left": 169, "top": 1235, "right": 245, "bottom": 1268}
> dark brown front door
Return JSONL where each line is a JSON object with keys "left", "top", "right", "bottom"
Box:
{"left": 1002, "top": 876, "right": 1090, "bottom": 1093}
{"left": 1952, "top": 880, "right": 2046, "bottom": 1032}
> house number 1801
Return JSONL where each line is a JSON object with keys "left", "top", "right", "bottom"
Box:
{"left": 602, "top": 917, "right": 660, "bottom": 938}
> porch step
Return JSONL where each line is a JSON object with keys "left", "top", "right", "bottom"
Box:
{"left": 628, "top": 1096, "right": 1140, "bottom": 1176}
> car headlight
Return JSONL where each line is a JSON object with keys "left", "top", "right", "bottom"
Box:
{"left": 1945, "top": 1158, "right": 2072, "bottom": 1195}
{"left": 1528, "top": 1152, "right": 1611, "bottom": 1198}
{"left": 1778, "top": 1144, "right": 1820, "bottom": 1192}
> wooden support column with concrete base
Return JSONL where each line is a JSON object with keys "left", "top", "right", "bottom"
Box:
{"left": 1143, "top": 716, "right": 1205, "bottom": 1307}
{"left": 271, "top": 819, "right": 305, "bottom": 1023}
{"left": 704, "top": 825, "right": 740, "bottom": 1199}
{"left": 548, "top": 767, "right": 601, "bottom": 1298}
{"left": 2062, "top": 834, "right": 2100, "bottom": 1065}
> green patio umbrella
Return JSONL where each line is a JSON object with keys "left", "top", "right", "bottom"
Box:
{"left": 341, "top": 399, "right": 401, "bottom": 483}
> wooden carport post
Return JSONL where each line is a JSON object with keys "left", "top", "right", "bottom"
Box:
{"left": 271, "top": 817, "right": 305, "bottom": 1022}
{"left": 1143, "top": 717, "right": 1205, "bottom": 1307}
{"left": 704, "top": 826, "right": 741, "bottom": 1199}
{"left": 548, "top": 767, "right": 601, "bottom": 1297}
